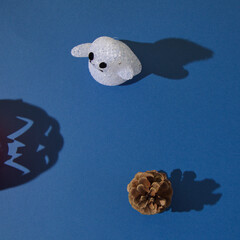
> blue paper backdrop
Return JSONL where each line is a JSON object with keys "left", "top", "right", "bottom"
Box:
{"left": 0, "top": 0, "right": 239, "bottom": 239}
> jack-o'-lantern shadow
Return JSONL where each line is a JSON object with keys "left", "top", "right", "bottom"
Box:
{"left": 0, "top": 99, "right": 63, "bottom": 190}
{"left": 121, "top": 38, "right": 213, "bottom": 85}
{"left": 161, "top": 169, "right": 222, "bottom": 212}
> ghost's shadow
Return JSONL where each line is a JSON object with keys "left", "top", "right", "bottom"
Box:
{"left": 0, "top": 99, "right": 64, "bottom": 190}
{"left": 121, "top": 38, "right": 213, "bottom": 85}
{"left": 165, "top": 169, "right": 222, "bottom": 212}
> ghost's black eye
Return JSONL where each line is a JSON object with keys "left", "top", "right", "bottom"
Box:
{"left": 99, "top": 62, "right": 107, "bottom": 68}
{"left": 88, "top": 52, "right": 94, "bottom": 61}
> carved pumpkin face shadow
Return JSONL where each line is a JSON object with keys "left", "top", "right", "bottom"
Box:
{"left": 0, "top": 99, "right": 64, "bottom": 190}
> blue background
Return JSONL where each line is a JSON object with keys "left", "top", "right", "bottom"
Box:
{"left": 0, "top": 0, "right": 239, "bottom": 239}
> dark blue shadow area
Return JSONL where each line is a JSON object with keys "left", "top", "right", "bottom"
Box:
{"left": 121, "top": 38, "right": 213, "bottom": 85}
{"left": 0, "top": 99, "right": 63, "bottom": 190}
{"left": 164, "top": 169, "right": 222, "bottom": 212}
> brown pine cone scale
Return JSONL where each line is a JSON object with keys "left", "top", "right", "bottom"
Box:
{"left": 127, "top": 170, "right": 173, "bottom": 215}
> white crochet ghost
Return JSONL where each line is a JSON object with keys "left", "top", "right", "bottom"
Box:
{"left": 71, "top": 36, "right": 142, "bottom": 86}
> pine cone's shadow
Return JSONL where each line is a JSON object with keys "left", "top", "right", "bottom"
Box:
{"left": 121, "top": 38, "right": 213, "bottom": 85}
{"left": 0, "top": 99, "right": 64, "bottom": 190}
{"left": 164, "top": 169, "right": 222, "bottom": 212}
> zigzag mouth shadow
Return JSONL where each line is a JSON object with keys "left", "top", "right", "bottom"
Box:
{"left": 0, "top": 99, "right": 64, "bottom": 191}
{"left": 5, "top": 116, "right": 53, "bottom": 175}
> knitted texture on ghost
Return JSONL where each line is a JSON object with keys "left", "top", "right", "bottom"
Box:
{"left": 127, "top": 170, "right": 173, "bottom": 215}
{"left": 71, "top": 36, "right": 142, "bottom": 86}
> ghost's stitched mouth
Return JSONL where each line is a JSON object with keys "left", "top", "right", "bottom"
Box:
{"left": 90, "top": 62, "right": 103, "bottom": 72}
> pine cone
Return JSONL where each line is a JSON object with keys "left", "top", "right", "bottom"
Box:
{"left": 127, "top": 170, "right": 173, "bottom": 215}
